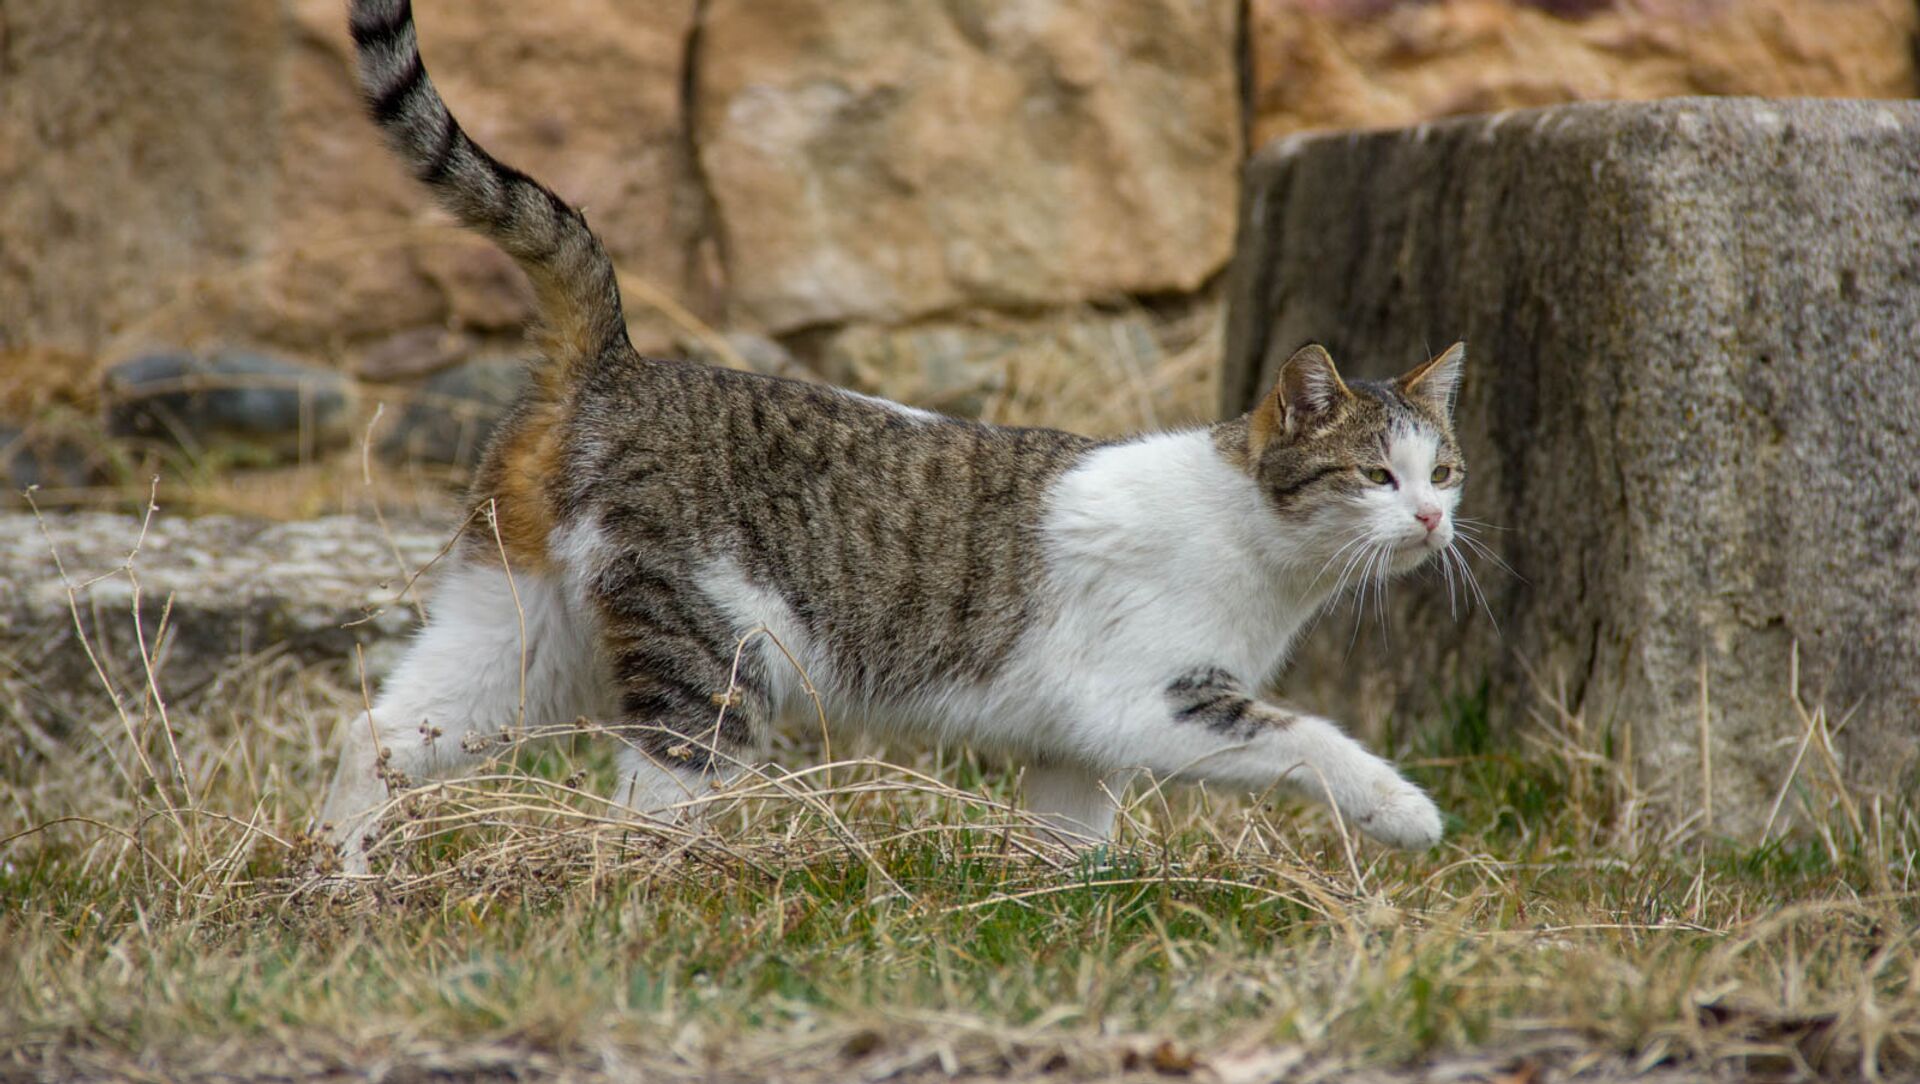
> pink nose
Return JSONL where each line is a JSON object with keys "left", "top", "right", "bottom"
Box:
{"left": 1415, "top": 507, "right": 1443, "bottom": 532}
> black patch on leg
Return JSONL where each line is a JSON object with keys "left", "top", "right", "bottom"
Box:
{"left": 1165, "top": 667, "right": 1268, "bottom": 740}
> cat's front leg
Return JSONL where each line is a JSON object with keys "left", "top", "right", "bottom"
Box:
{"left": 1119, "top": 667, "right": 1443, "bottom": 850}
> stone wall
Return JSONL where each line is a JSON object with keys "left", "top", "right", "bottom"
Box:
{"left": 1222, "top": 99, "right": 1920, "bottom": 831}
{"left": 1249, "top": 0, "right": 1919, "bottom": 144}
{"left": 3, "top": 1, "right": 1915, "bottom": 472}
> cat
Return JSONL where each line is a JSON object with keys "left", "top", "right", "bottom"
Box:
{"left": 319, "top": 0, "right": 1461, "bottom": 873}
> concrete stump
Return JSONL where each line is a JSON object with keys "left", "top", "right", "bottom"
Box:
{"left": 1222, "top": 99, "right": 1920, "bottom": 832}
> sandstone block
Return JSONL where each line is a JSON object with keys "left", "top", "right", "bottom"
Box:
{"left": 821, "top": 311, "right": 1174, "bottom": 421}
{"left": 0, "top": 0, "right": 705, "bottom": 364}
{"left": 1248, "top": 0, "right": 1919, "bottom": 146}
{"left": 1223, "top": 99, "right": 1920, "bottom": 829}
{"left": 0, "top": 0, "right": 282, "bottom": 355}
{"left": 695, "top": 0, "right": 1242, "bottom": 332}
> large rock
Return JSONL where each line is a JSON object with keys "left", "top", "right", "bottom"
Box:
{"left": 102, "top": 350, "right": 357, "bottom": 463}
{"left": 378, "top": 356, "right": 531, "bottom": 469}
{"left": 0, "top": 0, "right": 283, "bottom": 355}
{"left": 1248, "top": 0, "right": 1919, "bottom": 146}
{"left": 694, "top": 0, "right": 1243, "bottom": 332}
{"left": 0, "top": 0, "right": 705, "bottom": 364}
{"left": 819, "top": 308, "right": 1201, "bottom": 424}
{"left": 254, "top": 0, "right": 708, "bottom": 357}
{"left": 1223, "top": 99, "right": 1920, "bottom": 830}
{"left": 0, "top": 514, "right": 446, "bottom": 735}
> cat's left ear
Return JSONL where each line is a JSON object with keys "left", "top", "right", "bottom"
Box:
{"left": 1249, "top": 343, "right": 1352, "bottom": 460}
{"left": 1397, "top": 342, "right": 1465, "bottom": 419}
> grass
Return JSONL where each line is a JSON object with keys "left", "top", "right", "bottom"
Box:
{"left": 3, "top": 327, "right": 1916, "bottom": 1081}
{"left": 3, "top": 584, "right": 1915, "bottom": 1082}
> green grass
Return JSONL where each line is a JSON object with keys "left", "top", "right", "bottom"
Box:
{"left": 4, "top": 627, "right": 1917, "bottom": 1082}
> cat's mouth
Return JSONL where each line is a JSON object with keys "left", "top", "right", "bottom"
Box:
{"left": 1390, "top": 534, "right": 1445, "bottom": 568}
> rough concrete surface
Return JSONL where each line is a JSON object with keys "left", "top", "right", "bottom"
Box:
{"left": 1223, "top": 98, "right": 1920, "bottom": 830}
{"left": 0, "top": 513, "right": 446, "bottom": 734}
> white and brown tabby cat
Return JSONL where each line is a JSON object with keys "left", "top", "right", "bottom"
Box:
{"left": 320, "top": 0, "right": 1462, "bottom": 872}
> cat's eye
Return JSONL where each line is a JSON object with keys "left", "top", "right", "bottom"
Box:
{"left": 1364, "top": 467, "right": 1393, "bottom": 486}
{"left": 1431, "top": 465, "right": 1453, "bottom": 484}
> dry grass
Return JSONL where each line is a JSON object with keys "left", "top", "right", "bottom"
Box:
{"left": 4, "top": 326, "right": 1917, "bottom": 1082}
{"left": 2, "top": 507, "right": 1916, "bottom": 1083}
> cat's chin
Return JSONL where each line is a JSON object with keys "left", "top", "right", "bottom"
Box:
{"left": 1389, "top": 539, "right": 1440, "bottom": 572}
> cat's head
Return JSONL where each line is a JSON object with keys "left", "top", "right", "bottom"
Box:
{"left": 1231, "top": 342, "right": 1466, "bottom": 576}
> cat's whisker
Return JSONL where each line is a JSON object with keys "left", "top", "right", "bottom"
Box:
{"left": 1310, "top": 540, "right": 1373, "bottom": 645}
{"left": 1372, "top": 546, "right": 1395, "bottom": 639}
{"left": 1346, "top": 543, "right": 1390, "bottom": 653}
{"left": 1309, "top": 533, "right": 1379, "bottom": 592}
{"left": 1438, "top": 545, "right": 1460, "bottom": 620}
{"left": 1319, "top": 534, "right": 1373, "bottom": 607}
{"left": 1453, "top": 517, "right": 1511, "bottom": 533}
{"left": 1449, "top": 548, "right": 1482, "bottom": 626}
{"left": 1341, "top": 550, "right": 1370, "bottom": 652}
{"left": 1454, "top": 532, "right": 1523, "bottom": 582}
{"left": 1447, "top": 540, "right": 1502, "bottom": 634}
{"left": 1336, "top": 537, "right": 1382, "bottom": 594}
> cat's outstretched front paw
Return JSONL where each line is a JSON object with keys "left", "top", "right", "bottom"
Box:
{"left": 1352, "top": 774, "right": 1444, "bottom": 850}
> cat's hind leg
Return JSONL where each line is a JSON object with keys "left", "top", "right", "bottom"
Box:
{"left": 1098, "top": 667, "right": 1443, "bottom": 850}
{"left": 317, "top": 560, "right": 605, "bottom": 873}
{"left": 1021, "top": 762, "right": 1135, "bottom": 848}
{"left": 592, "top": 558, "right": 775, "bottom": 830}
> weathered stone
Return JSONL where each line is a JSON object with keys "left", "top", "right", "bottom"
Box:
{"left": 1, "top": 0, "right": 706, "bottom": 362}
{"left": 351, "top": 326, "right": 477, "bottom": 383}
{"left": 676, "top": 330, "right": 808, "bottom": 380}
{"left": 695, "top": 0, "right": 1242, "bottom": 332}
{"left": 1223, "top": 99, "right": 1920, "bottom": 829}
{"left": 821, "top": 311, "right": 1174, "bottom": 420}
{"left": 102, "top": 351, "right": 355, "bottom": 462}
{"left": 1249, "top": 0, "right": 1919, "bottom": 146}
{"left": 0, "top": 513, "right": 446, "bottom": 734}
{"left": 0, "top": 423, "right": 107, "bottom": 494}
{"left": 0, "top": 0, "right": 282, "bottom": 355}
{"left": 267, "top": 0, "right": 708, "bottom": 354}
{"left": 378, "top": 357, "right": 530, "bottom": 469}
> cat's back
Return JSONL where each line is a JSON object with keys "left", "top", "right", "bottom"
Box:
{"left": 552, "top": 355, "right": 1101, "bottom": 698}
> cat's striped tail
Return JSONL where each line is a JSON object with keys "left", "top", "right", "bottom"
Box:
{"left": 348, "top": 0, "right": 627, "bottom": 396}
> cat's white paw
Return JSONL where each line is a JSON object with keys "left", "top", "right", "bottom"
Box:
{"left": 1352, "top": 775, "right": 1444, "bottom": 850}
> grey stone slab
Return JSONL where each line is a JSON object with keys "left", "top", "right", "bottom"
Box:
{"left": 0, "top": 513, "right": 447, "bottom": 735}
{"left": 1222, "top": 98, "right": 1920, "bottom": 831}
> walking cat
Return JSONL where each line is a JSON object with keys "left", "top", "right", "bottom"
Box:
{"left": 320, "top": 0, "right": 1460, "bottom": 872}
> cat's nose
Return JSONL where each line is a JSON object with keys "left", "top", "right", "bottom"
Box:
{"left": 1414, "top": 506, "right": 1443, "bottom": 532}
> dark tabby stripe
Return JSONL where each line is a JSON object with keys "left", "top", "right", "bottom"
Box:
{"left": 1267, "top": 463, "right": 1345, "bottom": 502}
{"left": 1166, "top": 667, "right": 1283, "bottom": 741}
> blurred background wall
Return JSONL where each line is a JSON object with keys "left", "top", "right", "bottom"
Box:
{"left": 2, "top": 0, "right": 1915, "bottom": 507}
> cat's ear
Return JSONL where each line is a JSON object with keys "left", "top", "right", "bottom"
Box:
{"left": 1397, "top": 342, "right": 1465, "bottom": 419}
{"left": 1249, "top": 344, "right": 1351, "bottom": 459}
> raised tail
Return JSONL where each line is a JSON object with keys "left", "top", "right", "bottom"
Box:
{"left": 347, "top": 0, "right": 627, "bottom": 395}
